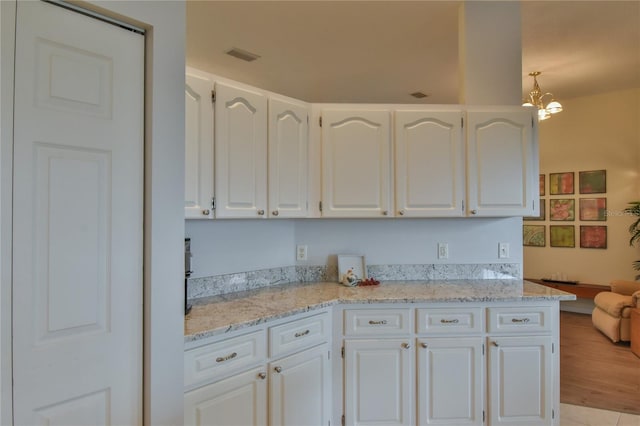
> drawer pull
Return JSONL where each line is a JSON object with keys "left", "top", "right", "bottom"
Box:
{"left": 491, "top": 341, "right": 499, "bottom": 347}
{"left": 294, "top": 329, "right": 310, "bottom": 338}
{"left": 216, "top": 352, "right": 238, "bottom": 363}
{"left": 421, "top": 342, "right": 428, "bottom": 348}
{"left": 511, "top": 318, "right": 531, "bottom": 323}
{"left": 368, "top": 320, "right": 388, "bottom": 325}
{"left": 401, "top": 342, "right": 411, "bottom": 349}
{"left": 274, "top": 366, "right": 282, "bottom": 373}
{"left": 440, "top": 318, "right": 459, "bottom": 324}
{"left": 258, "top": 372, "right": 267, "bottom": 380}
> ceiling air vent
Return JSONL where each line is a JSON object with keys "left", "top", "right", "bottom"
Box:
{"left": 225, "top": 47, "right": 261, "bottom": 62}
{"left": 410, "top": 92, "right": 428, "bottom": 99}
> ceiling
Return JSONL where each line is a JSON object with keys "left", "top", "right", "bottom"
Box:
{"left": 186, "top": 1, "right": 640, "bottom": 105}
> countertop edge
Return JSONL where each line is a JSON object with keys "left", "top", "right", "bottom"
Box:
{"left": 185, "top": 280, "right": 576, "bottom": 344}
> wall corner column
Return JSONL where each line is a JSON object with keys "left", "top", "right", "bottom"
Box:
{"left": 458, "top": 1, "right": 522, "bottom": 105}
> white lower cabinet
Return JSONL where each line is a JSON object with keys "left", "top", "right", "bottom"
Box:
{"left": 339, "top": 304, "right": 558, "bottom": 426}
{"left": 417, "top": 337, "right": 484, "bottom": 426}
{"left": 344, "top": 339, "right": 414, "bottom": 426}
{"left": 184, "top": 366, "right": 268, "bottom": 426}
{"left": 487, "top": 336, "right": 553, "bottom": 426}
{"left": 184, "top": 311, "right": 331, "bottom": 426}
{"left": 270, "top": 344, "right": 330, "bottom": 426}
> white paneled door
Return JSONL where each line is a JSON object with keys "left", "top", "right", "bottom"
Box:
{"left": 12, "top": 2, "right": 143, "bottom": 424}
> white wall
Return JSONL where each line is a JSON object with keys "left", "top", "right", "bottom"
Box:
{"left": 186, "top": 220, "right": 295, "bottom": 277}
{"left": 294, "top": 218, "right": 522, "bottom": 272}
{"left": 524, "top": 89, "right": 640, "bottom": 284}
{"left": 0, "top": 1, "right": 15, "bottom": 422}
{"left": 187, "top": 217, "right": 523, "bottom": 278}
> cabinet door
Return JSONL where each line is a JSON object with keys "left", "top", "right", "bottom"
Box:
{"left": 184, "top": 367, "right": 267, "bottom": 426}
{"left": 395, "top": 110, "right": 465, "bottom": 217}
{"left": 488, "top": 336, "right": 553, "bottom": 426}
{"left": 269, "top": 344, "right": 330, "bottom": 426}
{"left": 344, "top": 339, "right": 414, "bottom": 426}
{"left": 321, "top": 109, "right": 391, "bottom": 218}
{"left": 268, "top": 98, "right": 309, "bottom": 218}
{"left": 417, "top": 337, "right": 484, "bottom": 426}
{"left": 214, "top": 82, "right": 268, "bottom": 218}
{"left": 185, "top": 72, "right": 214, "bottom": 219}
{"left": 466, "top": 109, "right": 538, "bottom": 217}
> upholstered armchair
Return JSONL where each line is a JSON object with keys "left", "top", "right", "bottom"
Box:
{"left": 592, "top": 280, "right": 640, "bottom": 342}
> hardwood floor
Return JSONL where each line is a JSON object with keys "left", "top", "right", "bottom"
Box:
{"left": 560, "top": 311, "right": 640, "bottom": 415}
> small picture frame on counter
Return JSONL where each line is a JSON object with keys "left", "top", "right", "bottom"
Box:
{"left": 338, "top": 254, "right": 367, "bottom": 286}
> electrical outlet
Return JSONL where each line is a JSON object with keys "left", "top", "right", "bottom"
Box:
{"left": 498, "top": 242, "right": 510, "bottom": 259}
{"left": 437, "top": 243, "right": 449, "bottom": 259}
{"left": 296, "top": 245, "right": 308, "bottom": 261}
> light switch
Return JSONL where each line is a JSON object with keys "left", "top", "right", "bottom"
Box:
{"left": 498, "top": 243, "right": 509, "bottom": 259}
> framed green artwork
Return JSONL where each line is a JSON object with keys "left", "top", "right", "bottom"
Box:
{"left": 523, "top": 225, "right": 545, "bottom": 247}
{"left": 579, "top": 198, "right": 607, "bottom": 221}
{"left": 550, "top": 199, "right": 575, "bottom": 221}
{"left": 549, "top": 172, "right": 574, "bottom": 195}
{"left": 539, "top": 174, "right": 545, "bottom": 196}
{"left": 579, "top": 170, "right": 606, "bottom": 194}
{"left": 550, "top": 225, "right": 575, "bottom": 248}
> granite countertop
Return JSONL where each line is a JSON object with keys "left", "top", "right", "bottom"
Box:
{"left": 184, "top": 279, "right": 576, "bottom": 344}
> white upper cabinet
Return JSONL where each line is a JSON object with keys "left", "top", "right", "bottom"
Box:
{"left": 321, "top": 109, "right": 392, "bottom": 218}
{"left": 214, "top": 82, "right": 268, "bottom": 218}
{"left": 184, "top": 71, "right": 214, "bottom": 219}
{"left": 268, "top": 98, "right": 309, "bottom": 218}
{"left": 394, "top": 110, "right": 465, "bottom": 217}
{"left": 466, "top": 108, "right": 538, "bottom": 217}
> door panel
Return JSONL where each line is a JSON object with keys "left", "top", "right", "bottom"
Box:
{"left": 214, "top": 82, "right": 267, "bottom": 218}
{"left": 466, "top": 110, "right": 537, "bottom": 216}
{"left": 185, "top": 72, "right": 214, "bottom": 219}
{"left": 12, "top": 2, "right": 143, "bottom": 424}
{"left": 321, "top": 110, "right": 391, "bottom": 218}
{"left": 268, "top": 98, "right": 308, "bottom": 218}
{"left": 344, "top": 339, "right": 413, "bottom": 426}
{"left": 395, "top": 111, "right": 464, "bottom": 217}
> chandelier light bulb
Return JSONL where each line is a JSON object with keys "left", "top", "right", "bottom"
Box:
{"left": 524, "top": 71, "right": 563, "bottom": 121}
{"left": 546, "top": 100, "right": 563, "bottom": 114}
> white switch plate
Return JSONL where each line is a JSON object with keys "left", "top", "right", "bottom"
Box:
{"left": 498, "top": 242, "right": 509, "bottom": 259}
{"left": 296, "top": 245, "right": 308, "bottom": 261}
{"left": 437, "top": 243, "right": 449, "bottom": 259}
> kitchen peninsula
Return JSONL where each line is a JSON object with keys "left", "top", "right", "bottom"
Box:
{"left": 184, "top": 280, "right": 574, "bottom": 426}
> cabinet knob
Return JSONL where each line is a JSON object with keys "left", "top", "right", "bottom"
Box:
{"left": 491, "top": 341, "right": 499, "bottom": 347}
{"left": 274, "top": 366, "right": 282, "bottom": 373}
{"left": 398, "top": 210, "right": 405, "bottom": 216}
{"left": 401, "top": 342, "right": 411, "bottom": 349}
{"left": 470, "top": 209, "right": 478, "bottom": 215}
{"left": 257, "top": 372, "right": 267, "bottom": 380}
{"left": 382, "top": 210, "right": 388, "bottom": 216}
{"left": 421, "top": 342, "right": 428, "bottom": 349}
{"left": 272, "top": 210, "right": 279, "bottom": 216}
{"left": 202, "top": 209, "right": 210, "bottom": 216}
{"left": 257, "top": 209, "right": 265, "bottom": 216}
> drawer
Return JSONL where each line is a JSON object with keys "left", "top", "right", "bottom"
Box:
{"left": 416, "top": 307, "right": 484, "bottom": 335}
{"left": 487, "top": 306, "right": 552, "bottom": 334}
{"left": 269, "top": 313, "right": 329, "bottom": 358}
{"left": 344, "top": 308, "right": 412, "bottom": 336}
{"left": 184, "top": 330, "right": 266, "bottom": 388}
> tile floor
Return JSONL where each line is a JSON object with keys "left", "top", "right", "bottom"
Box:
{"left": 561, "top": 403, "right": 640, "bottom": 426}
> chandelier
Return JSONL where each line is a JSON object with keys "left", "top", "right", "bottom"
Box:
{"left": 522, "top": 71, "right": 563, "bottom": 121}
